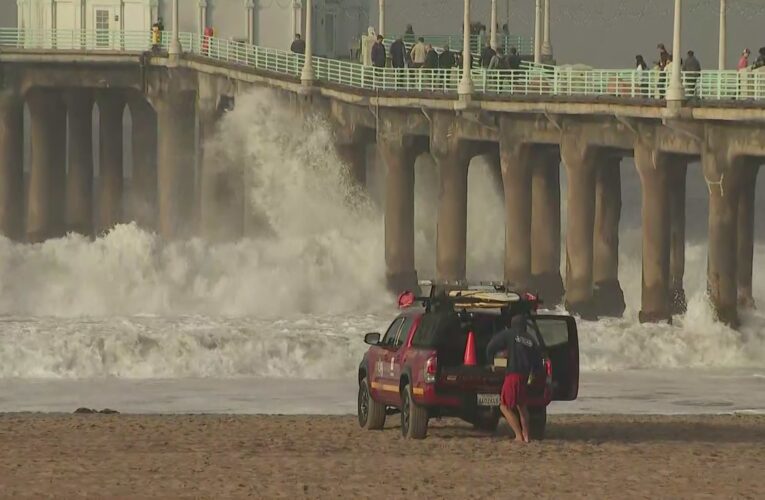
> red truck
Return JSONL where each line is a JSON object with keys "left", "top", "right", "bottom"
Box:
{"left": 357, "top": 283, "right": 579, "bottom": 439}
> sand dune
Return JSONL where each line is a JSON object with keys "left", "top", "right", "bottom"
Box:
{"left": 0, "top": 414, "right": 762, "bottom": 498}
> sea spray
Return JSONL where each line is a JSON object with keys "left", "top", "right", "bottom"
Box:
{"left": 0, "top": 88, "right": 762, "bottom": 378}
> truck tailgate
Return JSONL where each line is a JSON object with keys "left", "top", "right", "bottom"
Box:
{"left": 438, "top": 366, "right": 505, "bottom": 393}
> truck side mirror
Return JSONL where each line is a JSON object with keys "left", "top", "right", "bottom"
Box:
{"left": 364, "top": 332, "right": 381, "bottom": 345}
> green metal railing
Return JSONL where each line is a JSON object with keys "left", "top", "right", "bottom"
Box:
{"left": 2, "top": 28, "right": 764, "bottom": 101}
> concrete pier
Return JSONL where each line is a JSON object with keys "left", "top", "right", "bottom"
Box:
{"left": 156, "top": 91, "right": 197, "bottom": 239}
{"left": 560, "top": 136, "right": 598, "bottom": 319}
{"left": 635, "top": 146, "right": 672, "bottom": 323}
{"left": 530, "top": 147, "right": 564, "bottom": 305}
{"left": 96, "top": 92, "right": 125, "bottom": 233}
{"left": 129, "top": 97, "right": 158, "bottom": 231}
{"left": 592, "top": 156, "right": 625, "bottom": 317}
{"left": 668, "top": 160, "right": 688, "bottom": 314}
{"left": 64, "top": 90, "right": 94, "bottom": 237}
{"left": 336, "top": 142, "right": 367, "bottom": 187}
{"left": 26, "top": 88, "right": 67, "bottom": 242}
{"left": 704, "top": 152, "right": 741, "bottom": 326}
{"left": 737, "top": 161, "right": 759, "bottom": 309}
{"left": 0, "top": 93, "right": 24, "bottom": 240}
{"left": 499, "top": 140, "right": 533, "bottom": 290}
{"left": 431, "top": 129, "right": 475, "bottom": 283}
{"left": 378, "top": 133, "right": 422, "bottom": 293}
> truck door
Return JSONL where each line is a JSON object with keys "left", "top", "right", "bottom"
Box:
{"left": 534, "top": 315, "right": 579, "bottom": 401}
{"left": 388, "top": 315, "right": 419, "bottom": 407}
{"left": 370, "top": 317, "right": 404, "bottom": 404}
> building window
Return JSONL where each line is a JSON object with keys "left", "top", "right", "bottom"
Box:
{"left": 96, "top": 9, "right": 110, "bottom": 47}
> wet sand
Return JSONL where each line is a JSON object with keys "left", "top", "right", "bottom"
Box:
{"left": 0, "top": 414, "right": 763, "bottom": 499}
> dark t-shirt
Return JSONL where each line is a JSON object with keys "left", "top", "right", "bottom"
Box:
{"left": 486, "top": 316, "right": 541, "bottom": 375}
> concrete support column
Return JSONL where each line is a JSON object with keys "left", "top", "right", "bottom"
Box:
{"left": 531, "top": 148, "right": 564, "bottom": 305}
{"left": 499, "top": 139, "right": 532, "bottom": 290}
{"left": 719, "top": 0, "right": 727, "bottom": 70}
{"left": 129, "top": 97, "right": 158, "bottom": 230}
{"left": 96, "top": 92, "right": 124, "bottom": 234}
{"left": 668, "top": 160, "right": 688, "bottom": 314}
{"left": 378, "top": 134, "right": 420, "bottom": 293}
{"left": 666, "top": 0, "right": 685, "bottom": 102}
{"left": 26, "top": 88, "right": 66, "bottom": 242}
{"left": 199, "top": 99, "right": 244, "bottom": 241}
{"left": 64, "top": 90, "right": 94, "bottom": 237}
{"left": 458, "top": 0, "right": 473, "bottom": 96}
{"left": 378, "top": 0, "right": 385, "bottom": 37}
{"left": 0, "top": 92, "right": 24, "bottom": 240}
{"left": 592, "top": 157, "right": 625, "bottom": 317}
{"left": 737, "top": 162, "right": 759, "bottom": 309}
{"left": 301, "top": 0, "right": 314, "bottom": 85}
{"left": 560, "top": 135, "right": 598, "bottom": 319}
{"left": 704, "top": 152, "right": 742, "bottom": 326}
{"left": 435, "top": 152, "right": 471, "bottom": 282}
{"left": 542, "top": 0, "right": 552, "bottom": 58}
{"left": 634, "top": 146, "right": 672, "bottom": 323}
{"left": 155, "top": 91, "right": 197, "bottom": 239}
{"left": 336, "top": 142, "right": 367, "bottom": 187}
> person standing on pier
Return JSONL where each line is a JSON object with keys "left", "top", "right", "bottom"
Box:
{"left": 371, "top": 35, "right": 387, "bottom": 68}
{"left": 290, "top": 34, "right": 306, "bottom": 55}
{"left": 410, "top": 37, "right": 427, "bottom": 68}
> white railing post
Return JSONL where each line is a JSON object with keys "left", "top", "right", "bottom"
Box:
{"left": 457, "top": 0, "right": 474, "bottom": 97}
{"left": 718, "top": 0, "right": 727, "bottom": 70}
{"left": 301, "top": 0, "right": 315, "bottom": 85}
{"left": 169, "top": 0, "right": 182, "bottom": 57}
{"left": 666, "top": 0, "right": 685, "bottom": 102}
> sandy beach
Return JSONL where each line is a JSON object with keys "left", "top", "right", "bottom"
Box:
{"left": 0, "top": 413, "right": 762, "bottom": 499}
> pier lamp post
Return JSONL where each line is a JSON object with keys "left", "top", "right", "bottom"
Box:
{"left": 718, "top": 0, "right": 727, "bottom": 70}
{"left": 169, "top": 0, "right": 181, "bottom": 56}
{"left": 533, "top": 0, "right": 542, "bottom": 64}
{"left": 666, "top": 0, "right": 685, "bottom": 102}
{"left": 458, "top": 0, "right": 474, "bottom": 96}
{"left": 301, "top": 0, "right": 315, "bottom": 85}
{"left": 378, "top": 0, "right": 385, "bottom": 37}
{"left": 490, "top": 0, "right": 498, "bottom": 51}
{"left": 541, "top": 0, "right": 552, "bottom": 57}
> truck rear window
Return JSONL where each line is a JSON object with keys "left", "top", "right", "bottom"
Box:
{"left": 410, "top": 312, "right": 460, "bottom": 348}
{"left": 535, "top": 319, "right": 569, "bottom": 347}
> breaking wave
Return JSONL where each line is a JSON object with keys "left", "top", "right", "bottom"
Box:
{"left": 0, "top": 88, "right": 763, "bottom": 379}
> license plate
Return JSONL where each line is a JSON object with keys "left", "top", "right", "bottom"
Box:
{"left": 477, "top": 393, "right": 500, "bottom": 406}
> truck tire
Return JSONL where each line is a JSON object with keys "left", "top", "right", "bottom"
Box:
{"left": 472, "top": 408, "right": 500, "bottom": 433}
{"left": 400, "top": 384, "right": 428, "bottom": 439}
{"left": 528, "top": 406, "right": 547, "bottom": 440}
{"left": 358, "top": 377, "right": 386, "bottom": 430}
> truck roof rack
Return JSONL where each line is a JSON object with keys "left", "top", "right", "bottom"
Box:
{"left": 402, "top": 279, "right": 540, "bottom": 313}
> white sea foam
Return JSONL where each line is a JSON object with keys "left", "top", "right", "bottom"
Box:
{"left": 0, "top": 88, "right": 762, "bottom": 380}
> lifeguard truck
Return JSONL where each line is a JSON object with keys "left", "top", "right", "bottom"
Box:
{"left": 357, "top": 281, "right": 579, "bottom": 439}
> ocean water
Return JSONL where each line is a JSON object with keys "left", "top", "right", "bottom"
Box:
{"left": 0, "top": 90, "right": 763, "bottom": 414}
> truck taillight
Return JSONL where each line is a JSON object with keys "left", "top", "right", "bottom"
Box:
{"left": 424, "top": 356, "right": 437, "bottom": 384}
{"left": 545, "top": 358, "right": 552, "bottom": 386}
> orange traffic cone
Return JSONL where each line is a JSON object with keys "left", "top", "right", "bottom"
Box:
{"left": 463, "top": 331, "right": 477, "bottom": 366}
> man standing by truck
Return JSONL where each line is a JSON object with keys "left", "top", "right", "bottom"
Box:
{"left": 486, "top": 313, "right": 540, "bottom": 443}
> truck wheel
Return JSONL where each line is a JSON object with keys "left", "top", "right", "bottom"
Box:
{"left": 400, "top": 384, "right": 428, "bottom": 439}
{"left": 472, "top": 408, "right": 500, "bottom": 433}
{"left": 528, "top": 406, "right": 547, "bottom": 440}
{"left": 358, "top": 377, "right": 386, "bottom": 430}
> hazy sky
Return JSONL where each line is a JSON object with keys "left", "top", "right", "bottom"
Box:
{"left": 371, "top": 0, "right": 765, "bottom": 68}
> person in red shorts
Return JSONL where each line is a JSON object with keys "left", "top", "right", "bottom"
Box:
{"left": 486, "top": 313, "right": 539, "bottom": 442}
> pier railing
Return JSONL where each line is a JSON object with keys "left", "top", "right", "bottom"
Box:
{"left": 1, "top": 28, "right": 764, "bottom": 102}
